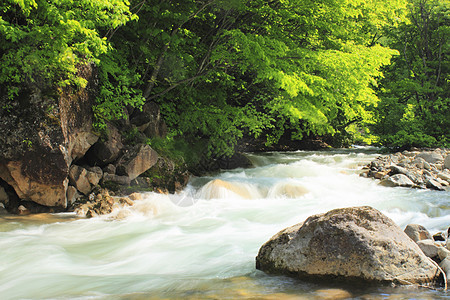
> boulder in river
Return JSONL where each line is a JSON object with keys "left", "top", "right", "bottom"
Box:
{"left": 379, "top": 174, "right": 414, "bottom": 188}
{"left": 256, "top": 206, "right": 438, "bottom": 285}
{"left": 404, "top": 224, "right": 432, "bottom": 242}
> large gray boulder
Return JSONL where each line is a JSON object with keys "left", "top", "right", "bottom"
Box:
{"left": 256, "top": 206, "right": 438, "bottom": 284}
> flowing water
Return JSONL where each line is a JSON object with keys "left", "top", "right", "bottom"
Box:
{"left": 1, "top": 148, "right": 449, "bottom": 299}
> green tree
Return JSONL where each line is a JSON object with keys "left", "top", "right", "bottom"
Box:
{"left": 0, "top": 0, "right": 134, "bottom": 100}
{"left": 116, "top": 0, "right": 407, "bottom": 154}
{"left": 374, "top": 0, "right": 449, "bottom": 149}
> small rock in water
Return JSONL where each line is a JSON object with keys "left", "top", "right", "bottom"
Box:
{"left": 433, "top": 232, "right": 446, "bottom": 242}
{"left": 438, "top": 247, "right": 450, "bottom": 261}
{"left": 379, "top": 174, "right": 414, "bottom": 187}
{"left": 439, "top": 258, "right": 450, "bottom": 284}
{"left": 426, "top": 179, "right": 445, "bottom": 191}
{"left": 119, "top": 197, "right": 134, "bottom": 206}
{"left": 404, "top": 224, "right": 432, "bottom": 242}
{"left": 85, "top": 209, "right": 98, "bottom": 218}
{"left": 416, "top": 239, "right": 440, "bottom": 258}
{"left": 18, "top": 205, "right": 30, "bottom": 215}
{"left": 315, "top": 289, "right": 352, "bottom": 300}
{"left": 128, "top": 192, "right": 142, "bottom": 201}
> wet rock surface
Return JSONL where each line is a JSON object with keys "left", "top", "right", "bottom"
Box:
{"left": 360, "top": 149, "right": 450, "bottom": 191}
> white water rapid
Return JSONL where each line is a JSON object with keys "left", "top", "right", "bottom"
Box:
{"left": 1, "top": 149, "right": 449, "bottom": 299}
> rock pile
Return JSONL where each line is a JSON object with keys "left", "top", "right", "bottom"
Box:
{"left": 404, "top": 224, "right": 450, "bottom": 287}
{"left": 74, "top": 189, "right": 140, "bottom": 218}
{"left": 360, "top": 149, "right": 450, "bottom": 191}
{"left": 256, "top": 206, "right": 443, "bottom": 286}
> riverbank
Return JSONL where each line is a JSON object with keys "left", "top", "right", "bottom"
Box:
{"left": 360, "top": 148, "right": 450, "bottom": 191}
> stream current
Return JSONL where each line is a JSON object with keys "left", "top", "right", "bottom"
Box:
{"left": 0, "top": 148, "right": 449, "bottom": 299}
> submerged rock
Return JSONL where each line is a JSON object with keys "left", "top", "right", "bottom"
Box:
{"left": 199, "top": 179, "right": 259, "bottom": 199}
{"left": 256, "top": 206, "right": 437, "bottom": 285}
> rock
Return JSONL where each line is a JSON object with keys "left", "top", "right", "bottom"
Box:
{"left": 315, "top": 289, "right": 352, "bottom": 300}
{"left": 215, "top": 152, "right": 253, "bottom": 170}
{"left": 414, "top": 157, "right": 425, "bottom": 168}
{"left": 66, "top": 185, "right": 80, "bottom": 205}
{"left": 440, "top": 258, "right": 450, "bottom": 284}
{"left": 135, "top": 156, "right": 190, "bottom": 193}
{"left": 416, "top": 152, "right": 444, "bottom": 164}
{"left": 359, "top": 170, "right": 369, "bottom": 178}
{"left": 103, "top": 164, "right": 116, "bottom": 175}
{"left": 0, "top": 161, "right": 68, "bottom": 207}
{"left": 404, "top": 224, "right": 432, "bottom": 242}
{"left": 69, "top": 165, "right": 92, "bottom": 195}
{"left": 69, "top": 165, "right": 103, "bottom": 195}
{"left": 379, "top": 174, "right": 414, "bottom": 188}
{"left": 119, "top": 197, "right": 134, "bottom": 206}
{"left": 116, "top": 144, "right": 158, "bottom": 180}
{"left": 435, "top": 177, "right": 449, "bottom": 186}
{"left": 85, "top": 123, "right": 123, "bottom": 166}
{"left": 0, "top": 64, "right": 99, "bottom": 208}
{"left": 374, "top": 171, "right": 388, "bottom": 179}
{"left": 102, "top": 173, "right": 131, "bottom": 186}
{"left": 388, "top": 165, "right": 409, "bottom": 176}
{"left": 0, "top": 186, "right": 9, "bottom": 205}
{"left": 416, "top": 239, "right": 440, "bottom": 258}
{"left": 269, "top": 183, "right": 309, "bottom": 198}
{"left": 87, "top": 166, "right": 103, "bottom": 186}
{"left": 18, "top": 205, "right": 30, "bottom": 215}
{"left": 199, "top": 179, "right": 257, "bottom": 199}
{"left": 256, "top": 206, "right": 437, "bottom": 284}
{"left": 438, "top": 172, "right": 450, "bottom": 183}
{"left": 85, "top": 209, "right": 98, "bottom": 218}
{"left": 128, "top": 193, "right": 142, "bottom": 201}
{"left": 423, "top": 161, "right": 432, "bottom": 170}
{"left": 438, "top": 247, "right": 450, "bottom": 261}
{"left": 445, "top": 155, "right": 450, "bottom": 169}
{"left": 426, "top": 179, "right": 445, "bottom": 191}
{"left": 433, "top": 232, "right": 446, "bottom": 241}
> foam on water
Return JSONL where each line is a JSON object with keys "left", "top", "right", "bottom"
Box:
{"left": 0, "top": 149, "right": 449, "bottom": 299}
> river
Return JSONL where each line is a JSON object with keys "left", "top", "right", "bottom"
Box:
{"left": 1, "top": 148, "right": 449, "bottom": 299}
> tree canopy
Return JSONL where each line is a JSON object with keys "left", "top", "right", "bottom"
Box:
{"left": 1, "top": 0, "right": 448, "bottom": 158}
